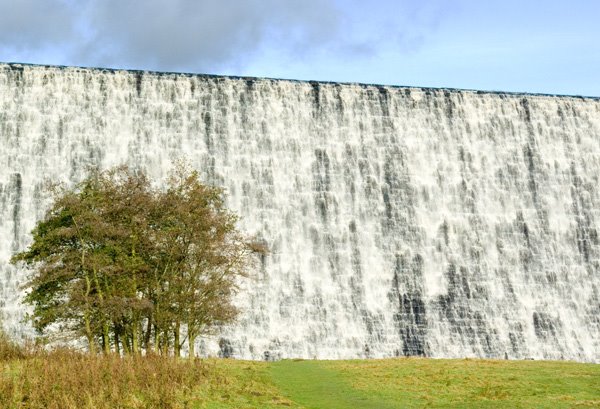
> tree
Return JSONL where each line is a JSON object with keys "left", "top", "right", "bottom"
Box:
{"left": 12, "top": 165, "right": 260, "bottom": 357}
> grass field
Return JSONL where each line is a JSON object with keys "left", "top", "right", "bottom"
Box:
{"left": 271, "top": 359, "right": 600, "bottom": 409}
{"left": 1, "top": 336, "right": 599, "bottom": 408}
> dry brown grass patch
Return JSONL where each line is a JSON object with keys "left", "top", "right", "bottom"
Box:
{"left": 1, "top": 349, "right": 210, "bottom": 409}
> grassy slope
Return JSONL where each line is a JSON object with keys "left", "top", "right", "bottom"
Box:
{"left": 2, "top": 352, "right": 599, "bottom": 408}
{"left": 316, "top": 358, "right": 600, "bottom": 408}
{"left": 269, "top": 359, "right": 398, "bottom": 409}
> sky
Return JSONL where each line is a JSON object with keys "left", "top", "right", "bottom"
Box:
{"left": 0, "top": 0, "right": 599, "bottom": 96}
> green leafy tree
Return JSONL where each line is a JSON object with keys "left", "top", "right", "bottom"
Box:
{"left": 12, "top": 165, "right": 260, "bottom": 356}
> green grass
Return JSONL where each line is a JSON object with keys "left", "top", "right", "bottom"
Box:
{"left": 269, "top": 359, "right": 398, "bottom": 409}
{"left": 2, "top": 345, "right": 599, "bottom": 408}
{"left": 314, "top": 358, "right": 600, "bottom": 408}
{"left": 190, "top": 359, "right": 300, "bottom": 409}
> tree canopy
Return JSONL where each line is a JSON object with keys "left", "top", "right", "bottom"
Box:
{"left": 12, "top": 166, "right": 260, "bottom": 357}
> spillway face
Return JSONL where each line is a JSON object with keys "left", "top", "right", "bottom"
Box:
{"left": 1, "top": 63, "right": 599, "bottom": 362}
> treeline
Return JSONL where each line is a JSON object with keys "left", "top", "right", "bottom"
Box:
{"left": 12, "top": 166, "right": 262, "bottom": 357}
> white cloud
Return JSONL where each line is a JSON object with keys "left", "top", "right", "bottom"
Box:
{"left": 0, "top": 0, "right": 447, "bottom": 72}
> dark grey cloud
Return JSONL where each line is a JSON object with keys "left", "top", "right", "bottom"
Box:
{"left": 0, "top": 0, "right": 446, "bottom": 72}
{"left": 80, "top": 0, "right": 342, "bottom": 71}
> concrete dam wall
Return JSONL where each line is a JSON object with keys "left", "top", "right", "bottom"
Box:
{"left": 1, "top": 63, "right": 599, "bottom": 361}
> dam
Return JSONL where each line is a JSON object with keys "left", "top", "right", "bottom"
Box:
{"left": 0, "top": 62, "right": 599, "bottom": 361}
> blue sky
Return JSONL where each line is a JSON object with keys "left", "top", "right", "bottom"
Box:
{"left": 0, "top": 0, "right": 598, "bottom": 96}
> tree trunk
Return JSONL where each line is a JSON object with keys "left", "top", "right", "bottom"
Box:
{"left": 144, "top": 314, "right": 153, "bottom": 352}
{"left": 132, "top": 321, "right": 139, "bottom": 355}
{"left": 188, "top": 329, "right": 196, "bottom": 360}
{"left": 122, "top": 333, "right": 131, "bottom": 355}
{"left": 85, "top": 331, "right": 95, "bottom": 355}
{"left": 84, "top": 275, "right": 96, "bottom": 354}
{"left": 162, "top": 330, "right": 169, "bottom": 356}
{"left": 153, "top": 324, "right": 159, "bottom": 353}
{"left": 102, "top": 323, "right": 110, "bottom": 354}
{"left": 174, "top": 321, "right": 181, "bottom": 358}
{"left": 114, "top": 327, "right": 121, "bottom": 355}
{"left": 92, "top": 269, "right": 110, "bottom": 354}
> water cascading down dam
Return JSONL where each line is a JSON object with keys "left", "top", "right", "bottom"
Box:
{"left": 0, "top": 63, "right": 599, "bottom": 362}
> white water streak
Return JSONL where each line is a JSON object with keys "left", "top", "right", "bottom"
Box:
{"left": 1, "top": 64, "right": 599, "bottom": 362}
